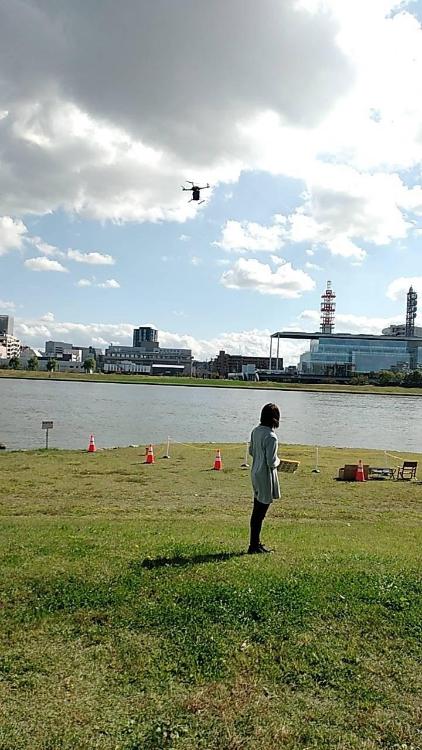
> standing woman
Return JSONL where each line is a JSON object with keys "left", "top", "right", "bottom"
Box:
{"left": 248, "top": 403, "right": 280, "bottom": 554}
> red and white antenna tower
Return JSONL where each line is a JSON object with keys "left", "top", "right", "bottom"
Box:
{"left": 320, "top": 280, "right": 336, "bottom": 334}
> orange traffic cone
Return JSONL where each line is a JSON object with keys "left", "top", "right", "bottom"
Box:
{"left": 213, "top": 449, "right": 223, "bottom": 471}
{"left": 355, "top": 459, "right": 365, "bottom": 482}
{"left": 146, "top": 444, "right": 155, "bottom": 464}
{"left": 88, "top": 434, "right": 96, "bottom": 453}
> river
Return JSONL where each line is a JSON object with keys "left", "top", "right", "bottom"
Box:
{"left": 0, "top": 378, "right": 421, "bottom": 451}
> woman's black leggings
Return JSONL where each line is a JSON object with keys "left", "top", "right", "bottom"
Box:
{"left": 249, "top": 497, "right": 270, "bottom": 548}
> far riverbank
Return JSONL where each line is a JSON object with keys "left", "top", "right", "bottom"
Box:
{"left": 1, "top": 368, "right": 422, "bottom": 396}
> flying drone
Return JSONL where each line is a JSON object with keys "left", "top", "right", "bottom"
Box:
{"left": 181, "top": 180, "right": 210, "bottom": 204}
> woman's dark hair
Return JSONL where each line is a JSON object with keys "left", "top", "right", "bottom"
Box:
{"left": 260, "top": 403, "right": 280, "bottom": 429}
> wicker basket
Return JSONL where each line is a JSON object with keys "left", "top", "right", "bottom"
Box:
{"left": 278, "top": 459, "right": 300, "bottom": 473}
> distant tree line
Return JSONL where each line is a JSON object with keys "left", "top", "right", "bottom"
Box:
{"left": 350, "top": 369, "right": 422, "bottom": 387}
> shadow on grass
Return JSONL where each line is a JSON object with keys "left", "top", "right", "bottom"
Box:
{"left": 135, "top": 550, "right": 246, "bottom": 570}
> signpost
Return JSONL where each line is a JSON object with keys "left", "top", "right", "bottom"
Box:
{"left": 42, "top": 421, "right": 53, "bottom": 449}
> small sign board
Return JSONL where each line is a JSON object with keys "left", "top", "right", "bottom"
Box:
{"left": 42, "top": 421, "right": 54, "bottom": 430}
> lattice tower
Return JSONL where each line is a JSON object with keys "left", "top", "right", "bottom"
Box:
{"left": 320, "top": 280, "right": 336, "bottom": 334}
{"left": 405, "top": 286, "right": 417, "bottom": 337}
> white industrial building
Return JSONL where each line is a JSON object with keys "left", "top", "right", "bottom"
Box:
{"left": 103, "top": 327, "right": 192, "bottom": 375}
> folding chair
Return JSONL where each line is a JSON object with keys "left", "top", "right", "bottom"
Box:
{"left": 395, "top": 461, "right": 418, "bottom": 480}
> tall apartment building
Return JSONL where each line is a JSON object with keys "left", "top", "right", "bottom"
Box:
{"left": 133, "top": 326, "right": 158, "bottom": 347}
{"left": 0, "top": 333, "right": 20, "bottom": 359}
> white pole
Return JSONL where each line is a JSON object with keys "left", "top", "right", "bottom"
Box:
{"left": 312, "top": 446, "right": 320, "bottom": 473}
{"left": 163, "top": 436, "right": 171, "bottom": 459}
{"left": 241, "top": 440, "right": 250, "bottom": 468}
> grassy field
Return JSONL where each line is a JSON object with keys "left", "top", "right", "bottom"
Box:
{"left": 0, "top": 443, "right": 421, "bottom": 749}
{"left": 2, "top": 368, "right": 422, "bottom": 396}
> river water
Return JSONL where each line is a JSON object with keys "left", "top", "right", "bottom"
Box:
{"left": 0, "top": 378, "right": 421, "bottom": 452}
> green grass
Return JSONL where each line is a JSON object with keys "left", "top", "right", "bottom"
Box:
{"left": 0, "top": 443, "right": 421, "bottom": 749}
{"left": 2, "top": 368, "right": 422, "bottom": 396}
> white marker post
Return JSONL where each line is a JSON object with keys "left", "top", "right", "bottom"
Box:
{"left": 42, "top": 420, "right": 54, "bottom": 450}
{"left": 241, "top": 440, "right": 250, "bottom": 469}
{"left": 312, "top": 446, "right": 320, "bottom": 473}
{"left": 163, "top": 436, "right": 171, "bottom": 459}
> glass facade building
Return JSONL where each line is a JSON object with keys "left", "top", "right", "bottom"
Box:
{"left": 299, "top": 336, "right": 422, "bottom": 375}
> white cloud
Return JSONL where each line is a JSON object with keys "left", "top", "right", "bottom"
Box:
{"left": 67, "top": 249, "right": 115, "bottom": 265}
{"left": 76, "top": 278, "right": 92, "bottom": 287}
{"left": 24, "top": 257, "right": 68, "bottom": 272}
{"left": 215, "top": 220, "right": 285, "bottom": 253}
{"left": 15, "top": 319, "right": 133, "bottom": 348}
{"left": 179, "top": 234, "right": 190, "bottom": 242}
{"left": 0, "top": 216, "right": 27, "bottom": 255}
{"left": 244, "top": 4, "right": 422, "bottom": 176}
{"left": 1, "top": 0, "right": 422, "bottom": 302}
{"left": 13, "top": 314, "right": 307, "bottom": 365}
{"left": 218, "top": 164, "right": 418, "bottom": 264}
{"left": 270, "top": 254, "right": 286, "bottom": 266}
{"left": 284, "top": 166, "right": 417, "bottom": 260}
{"left": 29, "top": 237, "right": 64, "bottom": 258}
{"left": 191, "top": 256, "right": 201, "bottom": 266}
{"left": 299, "top": 309, "right": 400, "bottom": 334}
{"left": 97, "top": 278, "right": 120, "bottom": 289}
{"left": 40, "top": 312, "right": 55, "bottom": 322}
{"left": 0, "top": 299, "right": 16, "bottom": 311}
{"left": 326, "top": 237, "right": 366, "bottom": 261}
{"left": 386, "top": 276, "right": 422, "bottom": 301}
{"left": 221, "top": 257, "right": 315, "bottom": 298}
{"left": 0, "top": 1, "right": 351, "bottom": 221}
{"left": 305, "top": 262, "right": 323, "bottom": 270}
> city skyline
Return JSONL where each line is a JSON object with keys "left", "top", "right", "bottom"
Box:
{"left": 2, "top": 1, "right": 422, "bottom": 365}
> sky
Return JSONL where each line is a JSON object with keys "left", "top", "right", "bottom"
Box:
{"left": 1, "top": 0, "right": 422, "bottom": 364}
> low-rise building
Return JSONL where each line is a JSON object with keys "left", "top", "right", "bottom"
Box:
{"left": 192, "top": 360, "right": 212, "bottom": 378}
{"left": 45, "top": 340, "right": 74, "bottom": 357}
{"left": 210, "top": 350, "right": 273, "bottom": 378}
{"left": 80, "top": 346, "right": 101, "bottom": 362}
{"left": 37, "top": 355, "right": 86, "bottom": 372}
{"left": 19, "top": 346, "right": 41, "bottom": 366}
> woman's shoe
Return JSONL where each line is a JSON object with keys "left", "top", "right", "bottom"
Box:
{"left": 258, "top": 543, "right": 273, "bottom": 553}
{"left": 247, "top": 544, "right": 272, "bottom": 554}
